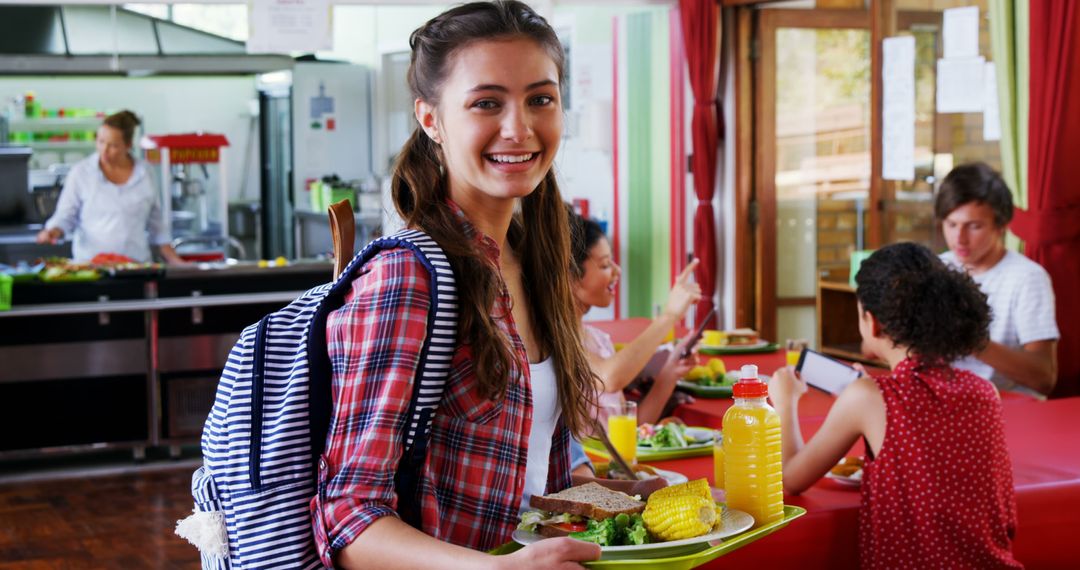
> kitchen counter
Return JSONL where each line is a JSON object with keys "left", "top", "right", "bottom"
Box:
{"left": 0, "top": 260, "right": 333, "bottom": 460}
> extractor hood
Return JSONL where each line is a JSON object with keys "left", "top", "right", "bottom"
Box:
{"left": 0, "top": 5, "right": 293, "bottom": 75}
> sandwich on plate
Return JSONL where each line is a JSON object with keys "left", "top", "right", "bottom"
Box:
{"left": 518, "top": 482, "right": 650, "bottom": 545}
{"left": 722, "top": 328, "right": 760, "bottom": 346}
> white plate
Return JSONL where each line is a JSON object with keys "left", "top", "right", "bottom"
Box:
{"left": 681, "top": 427, "right": 715, "bottom": 444}
{"left": 651, "top": 467, "right": 689, "bottom": 486}
{"left": 825, "top": 470, "right": 862, "bottom": 488}
{"left": 512, "top": 507, "right": 755, "bottom": 560}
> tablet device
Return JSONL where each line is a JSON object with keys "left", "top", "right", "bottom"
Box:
{"left": 680, "top": 308, "right": 717, "bottom": 358}
{"left": 795, "top": 348, "right": 862, "bottom": 395}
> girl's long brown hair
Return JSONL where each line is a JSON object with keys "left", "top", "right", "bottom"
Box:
{"left": 392, "top": 1, "right": 596, "bottom": 437}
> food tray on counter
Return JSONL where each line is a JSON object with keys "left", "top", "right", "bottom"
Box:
{"left": 492, "top": 505, "right": 807, "bottom": 569}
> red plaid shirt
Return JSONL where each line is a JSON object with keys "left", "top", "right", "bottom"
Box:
{"left": 311, "top": 207, "right": 572, "bottom": 566}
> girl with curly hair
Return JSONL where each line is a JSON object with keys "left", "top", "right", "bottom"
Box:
{"left": 768, "top": 242, "right": 1021, "bottom": 569}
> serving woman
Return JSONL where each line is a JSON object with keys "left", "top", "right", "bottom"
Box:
{"left": 36, "top": 110, "right": 185, "bottom": 264}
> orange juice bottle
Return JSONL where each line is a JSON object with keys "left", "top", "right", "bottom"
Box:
{"left": 723, "top": 365, "right": 784, "bottom": 527}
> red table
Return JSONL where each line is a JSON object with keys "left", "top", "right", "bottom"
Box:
{"left": 588, "top": 319, "right": 1080, "bottom": 568}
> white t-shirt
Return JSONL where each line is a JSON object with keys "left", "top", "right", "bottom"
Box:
{"left": 941, "top": 250, "right": 1059, "bottom": 397}
{"left": 45, "top": 153, "right": 168, "bottom": 262}
{"left": 520, "top": 358, "right": 560, "bottom": 512}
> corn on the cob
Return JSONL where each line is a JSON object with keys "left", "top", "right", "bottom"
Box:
{"left": 649, "top": 478, "right": 712, "bottom": 502}
{"left": 642, "top": 494, "right": 717, "bottom": 541}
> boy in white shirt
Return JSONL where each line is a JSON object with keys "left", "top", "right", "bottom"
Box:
{"left": 936, "top": 162, "right": 1059, "bottom": 397}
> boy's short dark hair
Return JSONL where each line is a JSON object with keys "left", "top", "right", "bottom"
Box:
{"left": 934, "top": 162, "right": 1014, "bottom": 227}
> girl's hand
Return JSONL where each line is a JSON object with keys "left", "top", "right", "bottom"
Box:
{"left": 497, "top": 537, "right": 600, "bottom": 569}
{"left": 769, "top": 366, "right": 807, "bottom": 410}
{"left": 662, "top": 259, "right": 703, "bottom": 320}
{"left": 657, "top": 338, "right": 697, "bottom": 385}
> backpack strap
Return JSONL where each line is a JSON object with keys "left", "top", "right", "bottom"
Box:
{"left": 307, "top": 229, "right": 458, "bottom": 529}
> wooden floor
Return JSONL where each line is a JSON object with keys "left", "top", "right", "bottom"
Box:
{"left": 0, "top": 467, "right": 200, "bottom": 569}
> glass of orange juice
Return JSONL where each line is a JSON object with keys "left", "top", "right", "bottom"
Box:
{"left": 785, "top": 339, "right": 808, "bottom": 368}
{"left": 712, "top": 431, "right": 725, "bottom": 489}
{"left": 606, "top": 400, "right": 638, "bottom": 465}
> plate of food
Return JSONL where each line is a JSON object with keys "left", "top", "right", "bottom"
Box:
{"left": 675, "top": 358, "right": 734, "bottom": 398}
{"left": 39, "top": 258, "right": 100, "bottom": 282}
{"left": 585, "top": 419, "right": 715, "bottom": 461}
{"left": 825, "top": 456, "right": 864, "bottom": 488}
{"left": 516, "top": 480, "right": 755, "bottom": 560}
{"left": 594, "top": 462, "right": 689, "bottom": 486}
{"left": 698, "top": 329, "right": 780, "bottom": 355}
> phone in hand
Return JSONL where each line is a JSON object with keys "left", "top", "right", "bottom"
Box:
{"left": 795, "top": 348, "right": 862, "bottom": 395}
{"left": 679, "top": 308, "right": 717, "bottom": 359}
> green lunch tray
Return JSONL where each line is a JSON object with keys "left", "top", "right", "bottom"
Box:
{"left": 698, "top": 342, "right": 780, "bottom": 355}
{"left": 581, "top": 436, "right": 714, "bottom": 462}
{"left": 492, "top": 505, "right": 807, "bottom": 569}
{"left": 675, "top": 380, "right": 733, "bottom": 399}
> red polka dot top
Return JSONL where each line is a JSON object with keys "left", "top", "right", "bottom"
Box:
{"left": 859, "top": 358, "right": 1022, "bottom": 569}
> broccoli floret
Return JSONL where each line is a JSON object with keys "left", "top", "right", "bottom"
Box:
{"left": 624, "top": 514, "right": 650, "bottom": 545}
{"left": 570, "top": 517, "right": 618, "bottom": 546}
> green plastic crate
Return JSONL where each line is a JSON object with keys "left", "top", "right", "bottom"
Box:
{"left": 0, "top": 273, "right": 12, "bottom": 311}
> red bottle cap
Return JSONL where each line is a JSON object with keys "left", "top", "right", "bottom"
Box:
{"left": 732, "top": 364, "right": 768, "bottom": 398}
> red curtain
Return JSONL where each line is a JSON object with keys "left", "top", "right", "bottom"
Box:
{"left": 679, "top": 0, "right": 721, "bottom": 329}
{"left": 1012, "top": 1, "right": 1080, "bottom": 398}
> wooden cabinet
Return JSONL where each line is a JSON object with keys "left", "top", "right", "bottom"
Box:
{"left": 817, "top": 280, "right": 884, "bottom": 366}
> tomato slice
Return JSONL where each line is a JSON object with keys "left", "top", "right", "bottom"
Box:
{"left": 554, "top": 521, "right": 588, "bottom": 533}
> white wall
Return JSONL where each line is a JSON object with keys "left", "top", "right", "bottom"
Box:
{"left": 0, "top": 76, "right": 260, "bottom": 201}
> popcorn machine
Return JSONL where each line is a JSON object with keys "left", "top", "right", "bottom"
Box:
{"left": 142, "top": 133, "right": 230, "bottom": 262}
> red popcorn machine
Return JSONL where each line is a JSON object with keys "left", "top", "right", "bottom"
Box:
{"left": 142, "top": 133, "right": 232, "bottom": 262}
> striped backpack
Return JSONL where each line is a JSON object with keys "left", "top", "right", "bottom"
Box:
{"left": 175, "top": 229, "right": 458, "bottom": 569}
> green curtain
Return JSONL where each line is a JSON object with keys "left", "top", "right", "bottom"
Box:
{"left": 989, "top": 0, "right": 1029, "bottom": 249}
{"left": 625, "top": 9, "right": 672, "bottom": 318}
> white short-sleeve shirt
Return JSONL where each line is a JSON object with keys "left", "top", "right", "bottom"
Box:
{"left": 941, "top": 250, "right": 1060, "bottom": 397}
{"left": 45, "top": 153, "right": 168, "bottom": 263}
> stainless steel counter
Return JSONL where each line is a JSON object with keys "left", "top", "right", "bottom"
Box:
{"left": 0, "top": 262, "right": 331, "bottom": 459}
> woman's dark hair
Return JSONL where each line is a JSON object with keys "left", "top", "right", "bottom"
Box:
{"left": 855, "top": 242, "right": 991, "bottom": 366}
{"left": 934, "top": 162, "right": 1013, "bottom": 227}
{"left": 392, "top": 1, "right": 595, "bottom": 436}
{"left": 568, "top": 205, "right": 606, "bottom": 279}
{"left": 102, "top": 109, "right": 141, "bottom": 146}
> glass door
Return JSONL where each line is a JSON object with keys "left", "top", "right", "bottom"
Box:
{"left": 757, "top": 9, "right": 871, "bottom": 346}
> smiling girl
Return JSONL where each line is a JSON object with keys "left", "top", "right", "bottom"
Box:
{"left": 311, "top": 2, "right": 602, "bottom": 569}
{"left": 569, "top": 210, "right": 701, "bottom": 425}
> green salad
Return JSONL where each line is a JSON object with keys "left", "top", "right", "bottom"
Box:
{"left": 570, "top": 513, "right": 650, "bottom": 546}
{"left": 637, "top": 422, "right": 690, "bottom": 448}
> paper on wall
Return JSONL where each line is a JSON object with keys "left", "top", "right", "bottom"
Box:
{"left": 936, "top": 57, "right": 985, "bottom": 113}
{"left": 248, "top": 0, "right": 332, "bottom": 54}
{"left": 983, "top": 62, "right": 1001, "bottom": 141}
{"left": 943, "top": 6, "right": 980, "bottom": 60}
{"left": 882, "top": 36, "right": 915, "bottom": 181}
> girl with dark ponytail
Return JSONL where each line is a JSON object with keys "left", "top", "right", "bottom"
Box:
{"left": 314, "top": 2, "right": 602, "bottom": 568}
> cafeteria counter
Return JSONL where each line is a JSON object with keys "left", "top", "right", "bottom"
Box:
{"left": 0, "top": 261, "right": 332, "bottom": 459}
{"left": 588, "top": 318, "right": 1080, "bottom": 569}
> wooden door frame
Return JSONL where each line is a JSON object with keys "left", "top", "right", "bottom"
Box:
{"left": 751, "top": 8, "right": 870, "bottom": 342}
